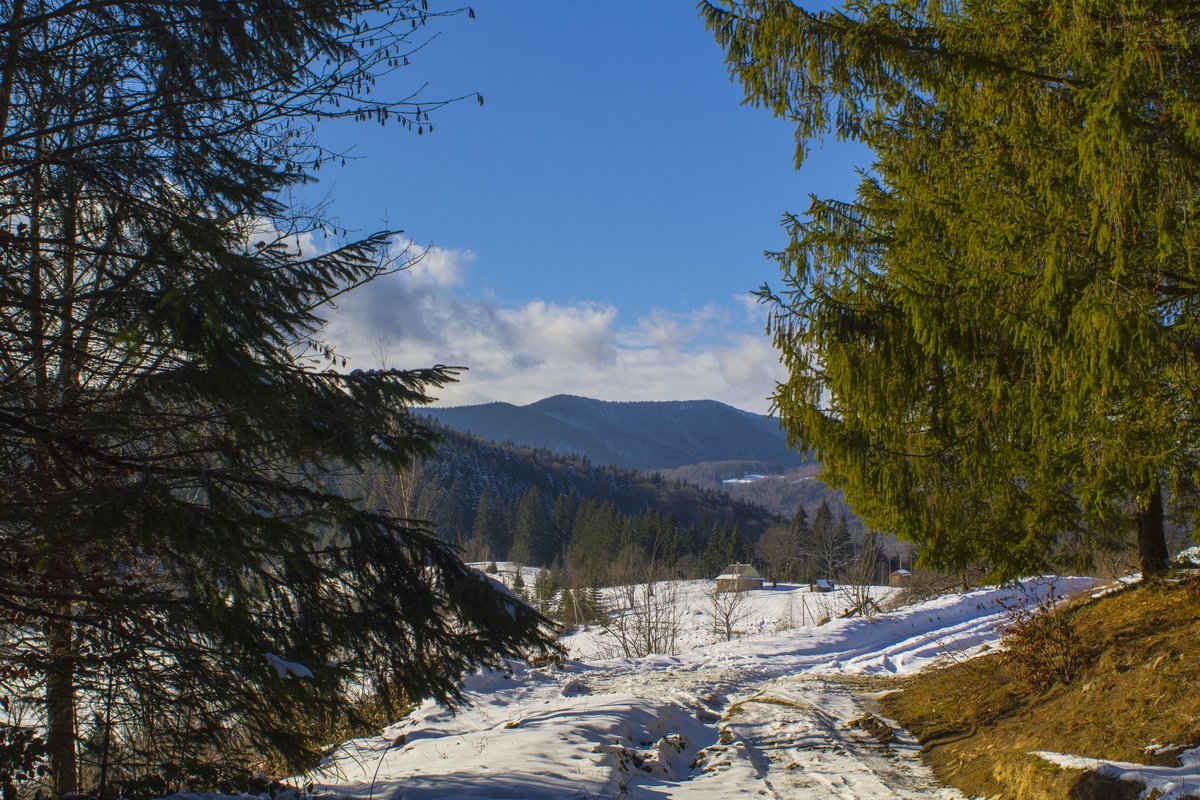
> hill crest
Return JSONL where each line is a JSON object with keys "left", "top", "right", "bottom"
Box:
{"left": 422, "top": 395, "right": 808, "bottom": 472}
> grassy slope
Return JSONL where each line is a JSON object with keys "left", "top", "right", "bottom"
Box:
{"left": 878, "top": 579, "right": 1200, "bottom": 799}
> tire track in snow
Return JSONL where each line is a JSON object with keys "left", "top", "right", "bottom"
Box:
{"left": 574, "top": 667, "right": 961, "bottom": 797}
{"left": 713, "top": 677, "right": 962, "bottom": 798}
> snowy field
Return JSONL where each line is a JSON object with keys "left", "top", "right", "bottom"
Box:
{"left": 295, "top": 572, "right": 1200, "bottom": 799}
{"left": 560, "top": 578, "right": 894, "bottom": 661}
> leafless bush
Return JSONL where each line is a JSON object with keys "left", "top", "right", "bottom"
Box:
{"left": 1001, "top": 590, "right": 1079, "bottom": 693}
{"left": 772, "top": 592, "right": 800, "bottom": 632}
{"left": 597, "top": 559, "right": 683, "bottom": 658}
{"left": 837, "top": 533, "right": 883, "bottom": 618}
{"left": 810, "top": 592, "right": 836, "bottom": 626}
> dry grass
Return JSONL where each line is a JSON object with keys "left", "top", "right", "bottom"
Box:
{"left": 879, "top": 578, "right": 1200, "bottom": 799}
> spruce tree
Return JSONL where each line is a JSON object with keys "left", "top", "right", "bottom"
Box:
{"left": 702, "top": 0, "right": 1199, "bottom": 578}
{"left": 788, "top": 505, "right": 810, "bottom": 542}
{"left": 0, "top": 2, "right": 554, "bottom": 793}
{"left": 566, "top": 500, "right": 630, "bottom": 575}
{"left": 532, "top": 568, "right": 559, "bottom": 616}
{"left": 471, "top": 490, "right": 510, "bottom": 561}
{"left": 586, "top": 585, "right": 607, "bottom": 624}
{"left": 701, "top": 525, "right": 740, "bottom": 576}
{"left": 833, "top": 514, "right": 854, "bottom": 576}
{"left": 788, "top": 505, "right": 813, "bottom": 581}
{"left": 808, "top": 500, "right": 839, "bottom": 582}
{"left": 509, "top": 487, "right": 554, "bottom": 566}
{"left": 550, "top": 492, "right": 580, "bottom": 562}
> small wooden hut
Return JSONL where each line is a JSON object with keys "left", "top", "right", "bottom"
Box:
{"left": 715, "top": 563, "right": 765, "bottom": 593}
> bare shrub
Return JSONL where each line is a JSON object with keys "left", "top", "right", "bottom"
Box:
{"left": 771, "top": 590, "right": 827, "bottom": 631}
{"left": 598, "top": 558, "right": 683, "bottom": 658}
{"left": 838, "top": 532, "right": 883, "bottom": 619}
{"left": 1001, "top": 590, "right": 1080, "bottom": 693}
{"left": 810, "top": 592, "right": 837, "bottom": 625}
{"left": 772, "top": 592, "right": 800, "bottom": 632}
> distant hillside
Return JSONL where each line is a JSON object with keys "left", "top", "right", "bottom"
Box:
{"left": 421, "top": 395, "right": 809, "bottom": 471}
{"left": 350, "top": 425, "right": 784, "bottom": 576}
{"left": 656, "top": 460, "right": 862, "bottom": 531}
{"left": 415, "top": 426, "right": 779, "bottom": 536}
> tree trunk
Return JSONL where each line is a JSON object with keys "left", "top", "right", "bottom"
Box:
{"left": 45, "top": 608, "right": 78, "bottom": 796}
{"left": 0, "top": 0, "right": 27, "bottom": 139}
{"left": 1136, "top": 480, "right": 1170, "bottom": 579}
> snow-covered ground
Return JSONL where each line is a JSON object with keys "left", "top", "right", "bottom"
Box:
{"left": 559, "top": 578, "right": 895, "bottom": 660}
{"left": 301, "top": 573, "right": 1198, "bottom": 799}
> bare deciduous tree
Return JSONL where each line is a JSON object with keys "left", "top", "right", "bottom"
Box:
{"left": 705, "top": 583, "right": 753, "bottom": 642}
{"left": 838, "top": 531, "right": 884, "bottom": 619}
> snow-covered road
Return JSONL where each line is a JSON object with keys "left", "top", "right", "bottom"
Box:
{"left": 709, "top": 676, "right": 957, "bottom": 799}
{"left": 568, "top": 667, "right": 962, "bottom": 799}
{"left": 307, "top": 578, "right": 1095, "bottom": 799}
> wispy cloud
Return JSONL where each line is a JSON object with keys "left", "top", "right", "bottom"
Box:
{"left": 323, "top": 240, "right": 785, "bottom": 414}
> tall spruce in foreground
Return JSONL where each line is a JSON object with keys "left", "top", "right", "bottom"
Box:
{"left": 702, "top": 0, "right": 1200, "bottom": 579}
{"left": 0, "top": 2, "right": 554, "bottom": 795}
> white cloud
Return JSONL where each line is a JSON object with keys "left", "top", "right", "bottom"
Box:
{"left": 322, "top": 239, "right": 786, "bottom": 414}
{"left": 627, "top": 306, "right": 723, "bottom": 353}
{"left": 734, "top": 290, "right": 770, "bottom": 323}
{"left": 498, "top": 300, "right": 618, "bottom": 366}
{"left": 391, "top": 238, "right": 468, "bottom": 289}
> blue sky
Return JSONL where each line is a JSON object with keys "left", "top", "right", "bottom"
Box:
{"left": 317, "top": 1, "right": 865, "bottom": 414}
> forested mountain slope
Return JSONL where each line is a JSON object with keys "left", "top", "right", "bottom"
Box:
{"left": 421, "top": 395, "right": 810, "bottom": 471}
{"left": 352, "top": 425, "right": 784, "bottom": 577}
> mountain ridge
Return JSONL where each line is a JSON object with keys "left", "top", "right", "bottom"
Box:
{"left": 421, "top": 394, "right": 808, "bottom": 472}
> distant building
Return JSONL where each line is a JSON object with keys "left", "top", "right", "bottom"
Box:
{"left": 889, "top": 569, "right": 912, "bottom": 587}
{"left": 809, "top": 578, "right": 835, "bottom": 592}
{"left": 715, "top": 563, "right": 765, "bottom": 593}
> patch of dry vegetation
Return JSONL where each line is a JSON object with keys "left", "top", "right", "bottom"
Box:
{"left": 879, "top": 579, "right": 1200, "bottom": 799}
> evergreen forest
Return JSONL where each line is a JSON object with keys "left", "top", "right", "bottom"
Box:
{"left": 351, "top": 426, "right": 774, "bottom": 580}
